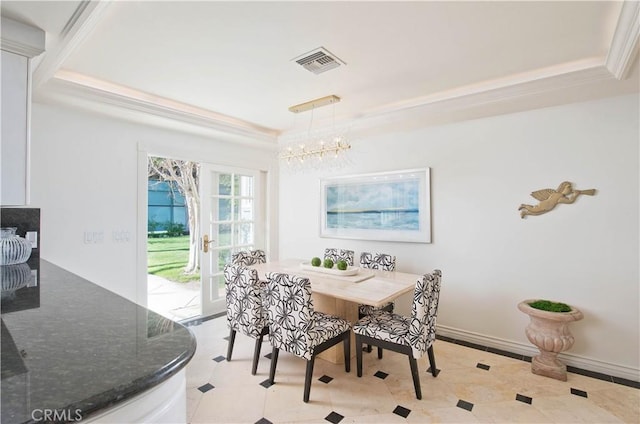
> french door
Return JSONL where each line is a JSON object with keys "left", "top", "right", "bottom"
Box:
{"left": 199, "top": 164, "right": 263, "bottom": 316}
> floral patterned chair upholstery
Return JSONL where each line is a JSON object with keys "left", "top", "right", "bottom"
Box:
{"left": 231, "top": 249, "right": 267, "bottom": 266}
{"left": 353, "top": 269, "right": 442, "bottom": 400}
{"left": 359, "top": 252, "right": 396, "bottom": 316}
{"left": 323, "top": 248, "right": 355, "bottom": 266}
{"left": 264, "top": 272, "right": 351, "bottom": 402}
{"left": 224, "top": 264, "right": 269, "bottom": 375}
{"left": 358, "top": 252, "right": 397, "bottom": 355}
{"left": 359, "top": 252, "right": 396, "bottom": 271}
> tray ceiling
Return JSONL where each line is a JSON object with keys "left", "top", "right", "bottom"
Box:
{"left": 2, "top": 1, "right": 638, "bottom": 144}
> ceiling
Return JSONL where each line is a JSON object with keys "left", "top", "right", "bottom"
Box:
{"left": 1, "top": 1, "right": 639, "bottom": 145}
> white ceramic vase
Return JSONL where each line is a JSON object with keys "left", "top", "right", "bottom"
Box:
{"left": 518, "top": 299, "right": 583, "bottom": 381}
{"left": 0, "top": 227, "right": 32, "bottom": 265}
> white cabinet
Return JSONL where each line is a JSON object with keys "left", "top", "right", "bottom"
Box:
{"left": 1, "top": 17, "right": 44, "bottom": 206}
{"left": 1, "top": 50, "right": 29, "bottom": 205}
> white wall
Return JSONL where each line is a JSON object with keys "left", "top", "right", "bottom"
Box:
{"left": 278, "top": 94, "right": 639, "bottom": 380}
{"left": 29, "top": 94, "right": 639, "bottom": 380}
{"left": 29, "top": 102, "right": 278, "bottom": 303}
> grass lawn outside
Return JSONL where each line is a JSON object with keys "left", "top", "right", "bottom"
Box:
{"left": 148, "top": 235, "right": 200, "bottom": 283}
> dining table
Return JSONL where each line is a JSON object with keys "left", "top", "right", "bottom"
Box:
{"left": 250, "top": 258, "right": 422, "bottom": 364}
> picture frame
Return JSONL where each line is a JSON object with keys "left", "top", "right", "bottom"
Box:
{"left": 320, "top": 168, "right": 431, "bottom": 243}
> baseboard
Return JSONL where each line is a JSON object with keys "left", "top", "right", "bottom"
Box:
{"left": 436, "top": 324, "right": 640, "bottom": 383}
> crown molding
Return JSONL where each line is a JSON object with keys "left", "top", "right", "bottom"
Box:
{"left": 606, "top": 0, "right": 640, "bottom": 80}
{"left": 29, "top": 0, "right": 636, "bottom": 146}
{"left": 45, "top": 70, "right": 279, "bottom": 144}
{"left": 361, "top": 58, "right": 611, "bottom": 120}
{"left": 280, "top": 59, "right": 618, "bottom": 141}
{"left": 0, "top": 17, "right": 45, "bottom": 58}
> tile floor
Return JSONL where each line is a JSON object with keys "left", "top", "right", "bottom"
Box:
{"left": 185, "top": 317, "right": 639, "bottom": 424}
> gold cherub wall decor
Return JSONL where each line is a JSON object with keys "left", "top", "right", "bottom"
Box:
{"left": 519, "top": 181, "right": 596, "bottom": 218}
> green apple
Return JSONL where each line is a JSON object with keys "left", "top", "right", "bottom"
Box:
{"left": 311, "top": 257, "right": 321, "bottom": 267}
{"left": 336, "top": 260, "right": 348, "bottom": 271}
{"left": 323, "top": 258, "right": 334, "bottom": 269}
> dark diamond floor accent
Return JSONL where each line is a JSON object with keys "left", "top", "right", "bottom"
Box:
{"left": 374, "top": 371, "right": 388, "bottom": 379}
{"left": 325, "top": 411, "right": 344, "bottom": 423}
{"left": 213, "top": 355, "right": 225, "bottom": 362}
{"left": 255, "top": 419, "right": 272, "bottom": 424}
{"left": 198, "top": 383, "right": 214, "bottom": 393}
{"left": 516, "top": 393, "right": 532, "bottom": 404}
{"left": 319, "top": 375, "right": 333, "bottom": 384}
{"left": 393, "top": 405, "right": 411, "bottom": 418}
{"left": 571, "top": 388, "right": 588, "bottom": 398}
{"left": 457, "top": 399, "right": 474, "bottom": 411}
{"left": 476, "top": 363, "right": 490, "bottom": 370}
{"left": 264, "top": 352, "right": 272, "bottom": 359}
{"left": 260, "top": 379, "right": 274, "bottom": 388}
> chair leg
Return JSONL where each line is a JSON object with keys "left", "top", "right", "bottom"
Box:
{"left": 268, "top": 347, "right": 279, "bottom": 384}
{"left": 226, "top": 329, "right": 236, "bottom": 361}
{"left": 251, "top": 333, "right": 264, "bottom": 375}
{"left": 303, "top": 357, "right": 315, "bottom": 403}
{"left": 343, "top": 332, "right": 351, "bottom": 373}
{"left": 366, "top": 344, "right": 372, "bottom": 353}
{"left": 355, "top": 334, "right": 363, "bottom": 377}
{"left": 377, "top": 347, "right": 383, "bottom": 359}
{"left": 427, "top": 345, "right": 438, "bottom": 376}
{"left": 408, "top": 356, "right": 422, "bottom": 400}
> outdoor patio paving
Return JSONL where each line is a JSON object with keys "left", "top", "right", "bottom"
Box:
{"left": 147, "top": 274, "right": 200, "bottom": 322}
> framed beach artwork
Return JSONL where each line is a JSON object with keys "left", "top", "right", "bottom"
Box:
{"left": 320, "top": 168, "right": 431, "bottom": 243}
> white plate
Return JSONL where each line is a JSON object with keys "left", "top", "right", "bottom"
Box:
{"left": 300, "top": 261, "right": 360, "bottom": 276}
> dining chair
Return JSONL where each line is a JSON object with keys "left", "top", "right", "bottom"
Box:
{"left": 224, "top": 263, "right": 269, "bottom": 375}
{"left": 359, "top": 252, "right": 397, "bottom": 356}
{"left": 353, "top": 269, "right": 442, "bottom": 400}
{"left": 263, "top": 272, "right": 351, "bottom": 402}
{"left": 231, "top": 249, "right": 267, "bottom": 266}
{"left": 323, "top": 248, "right": 355, "bottom": 266}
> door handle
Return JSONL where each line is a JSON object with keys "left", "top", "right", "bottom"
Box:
{"left": 202, "top": 234, "right": 215, "bottom": 253}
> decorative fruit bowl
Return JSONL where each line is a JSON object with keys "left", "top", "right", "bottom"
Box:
{"left": 299, "top": 262, "right": 360, "bottom": 276}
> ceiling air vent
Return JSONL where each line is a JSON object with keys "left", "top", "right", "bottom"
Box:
{"left": 293, "top": 47, "right": 346, "bottom": 75}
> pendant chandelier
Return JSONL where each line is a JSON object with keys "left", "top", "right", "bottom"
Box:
{"left": 279, "top": 95, "right": 351, "bottom": 171}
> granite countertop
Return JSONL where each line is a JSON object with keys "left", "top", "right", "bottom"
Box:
{"left": 1, "top": 259, "right": 197, "bottom": 423}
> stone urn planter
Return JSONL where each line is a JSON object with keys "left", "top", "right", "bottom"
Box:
{"left": 518, "top": 299, "right": 583, "bottom": 381}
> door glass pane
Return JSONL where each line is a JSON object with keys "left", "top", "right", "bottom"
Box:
{"left": 218, "top": 198, "right": 231, "bottom": 220}
{"left": 217, "top": 249, "right": 231, "bottom": 272}
{"left": 215, "top": 274, "right": 225, "bottom": 299}
{"left": 233, "top": 198, "right": 253, "bottom": 221}
{"left": 218, "top": 223, "right": 232, "bottom": 247}
{"left": 236, "top": 175, "right": 253, "bottom": 197}
{"left": 241, "top": 199, "right": 253, "bottom": 220}
{"left": 209, "top": 171, "right": 256, "bottom": 299}
{"left": 235, "top": 223, "right": 254, "bottom": 245}
{"left": 219, "top": 174, "right": 232, "bottom": 195}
